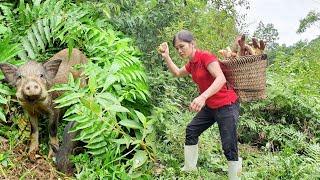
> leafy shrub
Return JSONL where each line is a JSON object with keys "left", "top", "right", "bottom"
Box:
{"left": 0, "top": 0, "right": 154, "bottom": 177}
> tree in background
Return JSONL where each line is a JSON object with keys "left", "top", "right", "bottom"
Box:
{"left": 253, "top": 21, "right": 279, "bottom": 50}
{"left": 297, "top": 10, "right": 320, "bottom": 33}
{"left": 207, "top": 0, "right": 250, "bottom": 32}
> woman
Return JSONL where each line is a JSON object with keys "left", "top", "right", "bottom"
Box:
{"left": 159, "top": 30, "right": 242, "bottom": 179}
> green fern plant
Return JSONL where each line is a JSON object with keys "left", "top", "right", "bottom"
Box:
{"left": 52, "top": 57, "right": 152, "bottom": 176}
{"left": 1, "top": 1, "right": 153, "bottom": 177}
{"left": 0, "top": 38, "right": 21, "bottom": 122}
{"left": 16, "top": 0, "right": 66, "bottom": 60}
{"left": 43, "top": 2, "right": 153, "bottom": 176}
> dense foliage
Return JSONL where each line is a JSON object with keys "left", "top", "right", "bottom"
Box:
{"left": 0, "top": 0, "right": 153, "bottom": 178}
{"left": 0, "top": 0, "right": 319, "bottom": 179}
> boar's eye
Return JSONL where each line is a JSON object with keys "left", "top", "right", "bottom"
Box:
{"left": 40, "top": 74, "right": 45, "bottom": 78}
{"left": 17, "top": 75, "right": 22, "bottom": 80}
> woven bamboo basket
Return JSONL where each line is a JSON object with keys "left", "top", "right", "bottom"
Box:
{"left": 219, "top": 54, "right": 268, "bottom": 102}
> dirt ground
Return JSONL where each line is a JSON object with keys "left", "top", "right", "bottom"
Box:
{"left": 0, "top": 136, "right": 70, "bottom": 180}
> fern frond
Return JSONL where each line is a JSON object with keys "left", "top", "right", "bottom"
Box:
{"left": 0, "top": 3, "right": 15, "bottom": 27}
{"left": 0, "top": 38, "right": 21, "bottom": 62}
{"left": 0, "top": 83, "right": 15, "bottom": 122}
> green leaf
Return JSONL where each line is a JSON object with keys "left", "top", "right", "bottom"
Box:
{"left": 0, "top": 96, "right": 7, "bottom": 104}
{"left": 0, "top": 108, "right": 6, "bottom": 122}
{"left": 129, "top": 172, "right": 143, "bottom": 179}
{"left": 54, "top": 92, "right": 84, "bottom": 104}
{"left": 0, "top": 84, "right": 15, "bottom": 95}
{"left": 22, "top": 38, "right": 35, "bottom": 59}
{"left": 88, "top": 148, "right": 106, "bottom": 156}
{"left": 17, "top": 50, "right": 28, "bottom": 61}
{"left": 112, "top": 137, "right": 131, "bottom": 146}
{"left": 131, "top": 139, "right": 142, "bottom": 145}
{"left": 102, "top": 75, "right": 117, "bottom": 91}
{"left": 43, "top": 18, "right": 51, "bottom": 46}
{"left": 80, "top": 97, "right": 101, "bottom": 115}
{"left": 33, "top": 0, "right": 41, "bottom": 7}
{"left": 63, "top": 105, "right": 78, "bottom": 118}
{"left": 96, "top": 92, "right": 119, "bottom": 104}
{"left": 49, "top": 84, "right": 74, "bottom": 92}
{"left": 132, "top": 150, "right": 148, "bottom": 169}
{"left": 109, "top": 63, "right": 121, "bottom": 74}
{"left": 31, "top": 24, "right": 45, "bottom": 52}
{"left": 75, "top": 124, "right": 106, "bottom": 141}
{"left": 85, "top": 141, "right": 108, "bottom": 150}
{"left": 88, "top": 76, "right": 97, "bottom": 94}
{"left": 137, "top": 90, "right": 147, "bottom": 102}
{"left": 67, "top": 72, "right": 76, "bottom": 87}
{"left": 111, "top": 134, "right": 133, "bottom": 148}
{"left": 64, "top": 114, "right": 89, "bottom": 123}
{"left": 0, "top": 24, "right": 8, "bottom": 35}
{"left": 27, "top": 31, "right": 38, "bottom": 54}
{"left": 37, "top": 20, "right": 47, "bottom": 45}
{"left": 0, "top": 38, "right": 20, "bottom": 62}
{"left": 55, "top": 98, "right": 79, "bottom": 108}
{"left": 70, "top": 120, "right": 94, "bottom": 132}
{"left": 119, "top": 119, "right": 142, "bottom": 130}
{"left": 106, "top": 105, "right": 129, "bottom": 113}
{"left": 134, "top": 110, "right": 146, "bottom": 126}
{"left": 88, "top": 135, "right": 105, "bottom": 144}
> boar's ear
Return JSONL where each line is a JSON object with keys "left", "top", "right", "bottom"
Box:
{"left": 0, "top": 63, "right": 18, "bottom": 86}
{"left": 43, "top": 59, "right": 62, "bottom": 79}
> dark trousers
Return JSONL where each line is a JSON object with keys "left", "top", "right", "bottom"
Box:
{"left": 185, "top": 101, "right": 240, "bottom": 161}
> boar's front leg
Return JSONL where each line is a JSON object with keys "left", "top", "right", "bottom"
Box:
{"left": 28, "top": 114, "right": 39, "bottom": 161}
{"left": 48, "top": 109, "right": 60, "bottom": 158}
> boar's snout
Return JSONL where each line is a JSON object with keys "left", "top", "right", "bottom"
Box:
{"left": 22, "top": 80, "right": 43, "bottom": 103}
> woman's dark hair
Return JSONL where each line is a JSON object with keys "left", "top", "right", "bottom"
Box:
{"left": 172, "top": 30, "right": 194, "bottom": 46}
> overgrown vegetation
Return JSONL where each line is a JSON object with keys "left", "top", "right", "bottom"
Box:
{"left": 0, "top": 0, "right": 152, "bottom": 178}
{"left": 0, "top": 0, "right": 319, "bottom": 179}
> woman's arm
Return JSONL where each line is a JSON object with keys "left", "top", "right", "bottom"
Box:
{"left": 163, "top": 56, "right": 189, "bottom": 77}
{"left": 201, "top": 61, "right": 226, "bottom": 99}
{"left": 190, "top": 61, "right": 226, "bottom": 112}
{"left": 159, "top": 42, "right": 189, "bottom": 77}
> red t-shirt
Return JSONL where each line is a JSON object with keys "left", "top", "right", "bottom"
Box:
{"left": 185, "top": 49, "right": 238, "bottom": 109}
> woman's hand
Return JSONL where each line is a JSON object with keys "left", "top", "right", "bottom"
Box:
{"left": 158, "top": 42, "right": 169, "bottom": 58}
{"left": 189, "top": 95, "right": 207, "bottom": 112}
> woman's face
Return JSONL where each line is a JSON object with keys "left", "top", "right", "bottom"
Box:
{"left": 174, "top": 39, "right": 194, "bottom": 59}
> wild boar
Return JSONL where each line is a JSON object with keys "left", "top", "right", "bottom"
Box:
{"left": 0, "top": 48, "right": 87, "bottom": 160}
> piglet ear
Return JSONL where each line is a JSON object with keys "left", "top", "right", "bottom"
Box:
{"left": 43, "top": 59, "right": 62, "bottom": 79}
{"left": 0, "top": 63, "right": 18, "bottom": 86}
